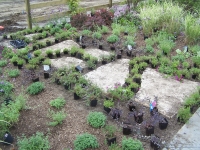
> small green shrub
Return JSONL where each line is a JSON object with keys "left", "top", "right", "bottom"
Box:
{"left": 17, "top": 132, "right": 50, "bottom": 150}
{"left": 103, "top": 100, "right": 114, "bottom": 108}
{"left": 87, "top": 112, "right": 106, "bottom": 128}
{"left": 98, "top": 25, "right": 109, "bottom": 34}
{"left": 122, "top": 137, "right": 144, "bottom": 150}
{"left": 49, "top": 98, "right": 66, "bottom": 109}
{"left": 26, "top": 82, "right": 44, "bottom": 95}
{"left": 107, "top": 34, "right": 119, "bottom": 43}
{"left": 0, "top": 80, "right": 13, "bottom": 96}
{"left": 81, "top": 29, "right": 91, "bottom": 36}
{"left": 92, "top": 32, "right": 102, "bottom": 39}
{"left": 7, "top": 69, "right": 20, "bottom": 78}
{"left": 177, "top": 107, "right": 192, "bottom": 123}
{"left": 0, "top": 59, "right": 7, "bottom": 67}
{"left": 109, "top": 143, "right": 121, "bottom": 150}
{"left": 33, "top": 50, "right": 42, "bottom": 56}
{"left": 48, "top": 110, "right": 67, "bottom": 126}
{"left": 74, "top": 133, "right": 99, "bottom": 150}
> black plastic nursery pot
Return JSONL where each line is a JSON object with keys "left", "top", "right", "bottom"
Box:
{"left": 129, "top": 104, "right": 136, "bottom": 111}
{"left": 46, "top": 41, "right": 51, "bottom": 46}
{"left": 74, "top": 93, "right": 80, "bottom": 100}
{"left": 106, "top": 137, "right": 116, "bottom": 146}
{"left": 55, "top": 78, "right": 61, "bottom": 85}
{"left": 123, "top": 127, "right": 132, "bottom": 135}
{"left": 146, "top": 126, "right": 154, "bottom": 136}
{"left": 64, "top": 84, "right": 71, "bottom": 90}
{"left": 3, "top": 35, "right": 7, "bottom": 39}
{"left": 44, "top": 72, "right": 50, "bottom": 79}
{"left": 76, "top": 37, "right": 80, "bottom": 42}
{"left": 4, "top": 97, "right": 12, "bottom": 106}
{"left": 32, "top": 77, "right": 39, "bottom": 82}
{"left": 192, "top": 74, "right": 197, "bottom": 80}
{"left": 71, "top": 53, "right": 77, "bottom": 57}
{"left": 4, "top": 132, "right": 14, "bottom": 145}
{"left": 159, "top": 118, "right": 168, "bottom": 130}
{"left": 82, "top": 45, "right": 86, "bottom": 49}
{"left": 55, "top": 39, "right": 59, "bottom": 43}
{"left": 76, "top": 53, "right": 83, "bottom": 59}
{"left": 124, "top": 32, "right": 128, "bottom": 35}
{"left": 144, "top": 35, "right": 148, "bottom": 40}
{"left": 112, "top": 113, "right": 120, "bottom": 119}
{"left": 134, "top": 114, "right": 143, "bottom": 124}
{"left": 90, "top": 99, "right": 97, "bottom": 107}
{"left": 150, "top": 135, "right": 161, "bottom": 150}
{"left": 56, "top": 53, "right": 61, "bottom": 57}
{"left": 117, "top": 54, "right": 122, "bottom": 59}
{"left": 133, "top": 78, "right": 141, "bottom": 84}
{"left": 18, "top": 64, "right": 23, "bottom": 69}
{"left": 99, "top": 45, "right": 103, "bottom": 50}
{"left": 110, "top": 46, "right": 115, "bottom": 50}
{"left": 127, "top": 51, "right": 132, "bottom": 57}
{"left": 104, "top": 106, "right": 111, "bottom": 113}
{"left": 150, "top": 107, "right": 158, "bottom": 116}
{"left": 47, "top": 54, "right": 53, "bottom": 59}
{"left": 131, "top": 87, "right": 138, "bottom": 93}
{"left": 13, "top": 61, "right": 18, "bottom": 66}
{"left": 102, "top": 60, "right": 107, "bottom": 64}
{"left": 10, "top": 40, "right": 26, "bottom": 49}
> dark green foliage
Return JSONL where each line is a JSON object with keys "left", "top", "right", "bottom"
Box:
{"left": 87, "top": 112, "right": 106, "bottom": 128}
{"left": 26, "top": 82, "right": 44, "bottom": 95}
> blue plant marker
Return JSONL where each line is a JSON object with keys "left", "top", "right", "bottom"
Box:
{"left": 27, "top": 53, "right": 32, "bottom": 59}
{"left": 150, "top": 103, "right": 153, "bottom": 111}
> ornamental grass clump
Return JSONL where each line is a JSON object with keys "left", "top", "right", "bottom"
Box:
{"left": 74, "top": 133, "right": 99, "bottom": 150}
{"left": 87, "top": 111, "right": 106, "bottom": 128}
{"left": 139, "top": 1, "right": 184, "bottom": 35}
{"left": 26, "top": 82, "right": 44, "bottom": 95}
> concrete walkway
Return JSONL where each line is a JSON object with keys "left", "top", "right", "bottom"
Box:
{"left": 165, "top": 108, "right": 200, "bottom": 150}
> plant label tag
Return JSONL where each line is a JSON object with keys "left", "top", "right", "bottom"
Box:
{"left": 44, "top": 65, "right": 50, "bottom": 71}
{"left": 127, "top": 45, "right": 132, "bottom": 51}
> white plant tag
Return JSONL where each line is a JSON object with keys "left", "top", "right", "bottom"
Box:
{"left": 44, "top": 65, "right": 50, "bottom": 71}
{"left": 127, "top": 45, "right": 132, "bottom": 50}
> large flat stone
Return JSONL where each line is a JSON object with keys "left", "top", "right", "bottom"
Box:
{"left": 84, "top": 59, "right": 130, "bottom": 92}
{"left": 51, "top": 57, "right": 86, "bottom": 69}
{"left": 41, "top": 40, "right": 79, "bottom": 53}
{"left": 84, "top": 48, "right": 111, "bottom": 61}
{"left": 166, "top": 108, "right": 200, "bottom": 150}
{"left": 135, "top": 68, "right": 199, "bottom": 118}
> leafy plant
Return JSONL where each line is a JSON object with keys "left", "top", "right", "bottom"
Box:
{"left": 103, "top": 125, "right": 117, "bottom": 138}
{"left": 42, "top": 58, "right": 51, "bottom": 66}
{"left": 71, "top": 13, "right": 88, "bottom": 29}
{"left": 122, "top": 137, "right": 144, "bottom": 150}
{"left": 0, "top": 81, "right": 13, "bottom": 96}
{"left": 98, "top": 25, "right": 109, "bottom": 34}
{"left": 107, "top": 34, "right": 119, "bottom": 43}
{"left": 17, "top": 59, "right": 25, "bottom": 65}
{"left": 45, "top": 49, "right": 53, "bottom": 55}
{"left": 87, "top": 112, "right": 106, "bottom": 128}
{"left": 33, "top": 50, "right": 42, "bottom": 57}
{"left": 7, "top": 69, "right": 20, "bottom": 78}
{"left": 49, "top": 98, "right": 66, "bottom": 109}
{"left": 108, "top": 143, "right": 121, "bottom": 150}
{"left": 158, "top": 39, "right": 175, "bottom": 55}
{"left": 177, "top": 107, "right": 192, "bottom": 123}
{"left": 48, "top": 110, "right": 67, "bottom": 126}
{"left": 103, "top": 100, "right": 114, "bottom": 108}
{"left": 73, "top": 84, "right": 85, "bottom": 97}
{"left": 68, "top": 0, "right": 80, "bottom": 15}
{"left": 92, "top": 32, "right": 102, "bottom": 40}
{"left": 81, "top": 30, "right": 91, "bottom": 36}
{"left": 26, "top": 82, "right": 44, "bottom": 95}
{"left": 17, "top": 132, "right": 50, "bottom": 150}
{"left": 0, "top": 60, "right": 7, "bottom": 67}
{"left": 86, "top": 60, "right": 96, "bottom": 69}
{"left": 74, "top": 133, "right": 99, "bottom": 150}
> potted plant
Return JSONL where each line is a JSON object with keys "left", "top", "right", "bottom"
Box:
{"left": 10, "top": 56, "right": 19, "bottom": 66}
{"left": 63, "top": 48, "right": 69, "bottom": 54}
{"left": 190, "top": 67, "right": 200, "bottom": 79}
{"left": 133, "top": 74, "right": 142, "bottom": 84}
{"left": 103, "top": 125, "right": 117, "bottom": 146}
{"left": 3, "top": 34, "right": 7, "bottom": 39}
{"left": 109, "top": 108, "right": 122, "bottom": 119}
{"left": 83, "top": 53, "right": 91, "bottom": 61}
{"left": 3, "top": 132, "right": 14, "bottom": 145}
{"left": 70, "top": 46, "right": 79, "bottom": 57}
{"left": 73, "top": 84, "right": 85, "bottom": 100}
{"left": 122, "top": 121, "right": 132, "bottom": 135}
{"left": 86, "top": 60, "right": 96, "bottom": 70}
{"left": 76, "top": 48, "right": 84, "bottom": 59}
{"left": 55, "top": 49, "right": 61, "bottom": 57}
{"left": 177, "top": 107, "right": 192, "bottom": 123}
{"left": 17, "top": 59, "right": 25, "bottom": 69}
{"left": 142, "top": 116, "right": 158, "bottom": 136}
{"left": 150, "top": 135, "right": 161, "bottom": 150}
{"left": 33, "top": 50, "right": 42, "bottom": 57}
{"left": 107, "top": 34, "right": 119, "bottom": 50}
{"left": 100, "top": 54, "right": 110, "bottom": 64}
{"left": 46, "top": 49, "right": 54, "bottom": 59}
{"left": 128, "top": 82, "right": 139, "bottom": 93}
{"left": 158, "top": 115, "right": 168, "bottom": 130}
{"left": 46, "top": 39, "right": 51, "bottom": 46}
{"left": 109, "top": 52, "right": 116, "bottom": 62}
{"left": 127, "top": 101, "right": 136, "bottom": 111}
{"left": 134, "top": 109, "right": 144, "bottom": 124}
{"left": 103, "top": 99, "right": 114, "bottom": 113}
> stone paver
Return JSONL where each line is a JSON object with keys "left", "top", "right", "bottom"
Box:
{"left": 135, "top": 68, "right": 199, "bottom": 118}
{"left": 166, "top": 108, "right": 200, "bottom": 150}
{"left": 84, "top": 48, "right": 111, "bottom": 61}
{"left": 84, "top": 59, "right": 130, "bottom": 92}
{"left": 51, "top": 57, "right": 86, "bottom": 69}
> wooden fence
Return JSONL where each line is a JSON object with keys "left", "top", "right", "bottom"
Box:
{"left": 25, "top": 0, "right": 121, "bottom": 29}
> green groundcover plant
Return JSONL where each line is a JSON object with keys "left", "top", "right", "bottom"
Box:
{"left": 87, "top": 112, "right": 106, "bottom": 128}
{"left": 17, "top": 132, "right": 50, "bottom": 150}
{"left": 7, "top": 69, "right": 20, "bottom": 78}
{"left": 74, "top": 133, "right": 99, "bottom": 150}
{"left": 49, "top": 97, "right": 66, "bottom": 109}
{"left": 48, "top": 110, "right": 67, "bottom": 126}
{"left": 0, "top": 80, "right": 14, "bottom": 96}
{"left": 122, "top": 137, "right": 144, "bottom": 150}
{"left": 26, "top": 82, "right": 44, "bottom": 95}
